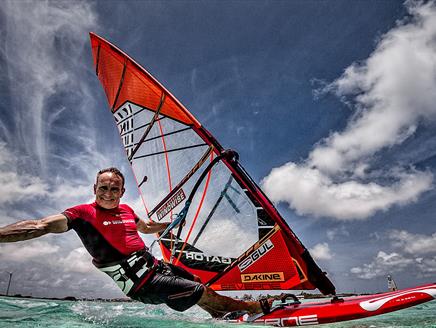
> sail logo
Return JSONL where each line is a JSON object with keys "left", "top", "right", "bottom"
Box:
{"left": 238, "top": 239, "right": 274, "bottom": 272}
{"left": 184, "top": 251, "right": 232, "bottom": 264}
{"left": 241, "top": 272, "right": 284, "bottom": 283}
{"left": 156, "top": 189, "right": 186, "bottom": 221}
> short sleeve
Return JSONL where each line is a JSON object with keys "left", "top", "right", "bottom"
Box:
{"left": 62, "top": 205, "right": 86, "bottom": 230}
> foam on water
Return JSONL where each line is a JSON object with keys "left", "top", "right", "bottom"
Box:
{"left": 0, "top": 296, "right": 434, "bottom": 327}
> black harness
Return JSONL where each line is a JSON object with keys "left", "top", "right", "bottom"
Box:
{"left": 96, "top": 248, "right": 158, "bottom": 295}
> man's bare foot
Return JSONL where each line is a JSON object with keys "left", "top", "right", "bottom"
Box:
{"left": 258, "top": 298, "right": 275, "bottom": 314}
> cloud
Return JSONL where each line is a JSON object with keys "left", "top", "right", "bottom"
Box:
{"left": 326, "top": 225, "right": 349, "bottom": 241}
{"left": 416, "top": 256, "right": 436, "bottom": 276}
{"left": 57, "top": 247, "right": 95, "bottom": 273}
{"left": 262, "top": 1, "right": 436, "bottom": 220}
{"left": 351, "top": 229, "right": 436, "bottom": 279}
{"left": 0, "top": 143, "right": 49, "bottom": 205}
{"left": 0, "top": 240, "right": 60, "bottom": 261}
{"left": 309, "top": 242, "right": 333, "bottom": 260}
{"left": 263, "top": 163, "right": 432, "bottom": 220}
{"left": 350, "top": 251, "right": 414, "bottom": 279}
{"left": 0, "top": 1, "right": 121, "bottom": 298}
{"left": 0, "top": 139, "right": 95, "bottom": 215}
{"left": 0, "top": 0, "right": 104, "bottom": 181}
{"left": 0, "top": 1, "right": 126, "bottom": 214}
{"left": 388, "top": 229, "right": 436, "bottom": 255}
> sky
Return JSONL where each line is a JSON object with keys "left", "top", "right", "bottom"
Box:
{"left": 0, "top": 0, "right": 435, "bottom": 299}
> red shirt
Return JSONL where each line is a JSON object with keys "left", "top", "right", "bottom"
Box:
{"left": 63, "top": 202, "right": 146, "bottom": 266}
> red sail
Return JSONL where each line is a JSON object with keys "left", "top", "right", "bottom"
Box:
{"left": 90, "top": 32, "right": 336, "bottom": 295}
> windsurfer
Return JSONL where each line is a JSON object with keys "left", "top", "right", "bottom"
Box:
{"left": 0, "top": 167, "right": 265, "bottom": 318}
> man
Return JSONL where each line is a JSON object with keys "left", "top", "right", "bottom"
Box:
{"left": 0, "top": 167, "right": 266, "bottom": 318}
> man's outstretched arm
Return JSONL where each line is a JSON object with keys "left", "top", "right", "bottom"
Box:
{"left": 0, "top": 214, "right": 68, "bottom": 242}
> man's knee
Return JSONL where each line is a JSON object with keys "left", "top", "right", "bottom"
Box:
{"left": 197, "top": 285, "right": 215, "bottom": 305}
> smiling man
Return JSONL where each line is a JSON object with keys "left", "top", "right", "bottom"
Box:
{"left": 0, "top": 167, "right": 265, "bottom": 317}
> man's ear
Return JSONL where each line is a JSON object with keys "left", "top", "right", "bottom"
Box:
{"left": 93, "top": 184, "right": 97, "bottom": 195}
{"left": 121, "top": 187, "right": 125, "bottom": 197}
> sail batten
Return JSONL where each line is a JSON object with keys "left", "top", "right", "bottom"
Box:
{"left": 90, "top": 32, "right": 336, "bottom": 295}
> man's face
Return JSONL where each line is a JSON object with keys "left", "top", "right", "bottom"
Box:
{"left": 94, "top": 172, "right": 125, "bottom": 209}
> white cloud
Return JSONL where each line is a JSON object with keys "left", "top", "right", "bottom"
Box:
{"left": 309, "top": 242, "right": 333, "bottom": 260}
{"left": 350, "top": 251, "right": 414, "bottom": 279}
{"left": 262, "top": 1, "right": 436, "bottom": 220}
{"left": 0, "top": 0, "right": 111, "bottom": 186}
{"left": 0, "top": 1, "right": 118, "bottom": 299}
{"left": 0, "top": 143, "right": 49, "bottom": 204}
{"left": 0, "top": 141, "right": 96, "bottom": 209}
{"left": 416, "top": 256, "right": 436, "bottom": 276}
{"left": 262, "top": 163, "right": 431, "bottom": 220}
{"left": 388, "top": 230, "right": 436, "bottom": 255}
{"left": 0, "top": 240, "right": 60, "bottom": 261}
{"left": 351, "top": 229, "right": 436, "bottom": 279}
{"left": 57, "top": 247, "right": 94, "bottom": 273}
{"left": 0, "top": 1, "right": 125, "bottom": 213}
{"left": 326, "top": 225, "right": 349, "bottom": 241}
{"left": 2, "top": 1, "right": 97, "bottom": 172}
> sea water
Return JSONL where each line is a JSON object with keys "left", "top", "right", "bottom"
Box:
{"left": 0, "top": 296, "right": 434, "bottom": 328}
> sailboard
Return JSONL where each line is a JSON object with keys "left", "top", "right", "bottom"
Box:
{"left": 227, "top": 283, "right": 436, "bottom": 326}
{"left": 89, "top": 33, "right": 435, "bottom": 325}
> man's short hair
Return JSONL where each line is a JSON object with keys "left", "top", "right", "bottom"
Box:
{"left": 96, "top": 167, "right": 125, "bottom": 187}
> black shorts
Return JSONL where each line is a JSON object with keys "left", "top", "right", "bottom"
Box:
{"left": 130, "top": 262, "right": 205, "bottom": 312}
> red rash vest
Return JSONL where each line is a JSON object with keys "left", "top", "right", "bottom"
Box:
{"left": 63, "top": 202, "right": 146, "bottom": 266}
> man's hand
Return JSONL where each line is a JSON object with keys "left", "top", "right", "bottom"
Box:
{"left": 0, "top": 214, "right": 68, "bottom": 242}
{"left": 136, "top": 219, "right": 171, "bottom": 234}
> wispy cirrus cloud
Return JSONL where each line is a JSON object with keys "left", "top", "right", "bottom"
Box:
{"left": 262, "top": 1, "right": 436, "bottom": 220}
{"left": 0, "top": 0, "right": 106, "bottom": 182}
{"left": 0, "top": 1, "right": 119, "bottom": 298}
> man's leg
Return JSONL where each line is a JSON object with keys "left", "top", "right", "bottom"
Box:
{"left": 196, "top": 285, "right": 262, "bottom": 318}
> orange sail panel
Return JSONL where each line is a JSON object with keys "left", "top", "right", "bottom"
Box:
{"left": 90, "top": 33, "right": 336, "bottom": 295}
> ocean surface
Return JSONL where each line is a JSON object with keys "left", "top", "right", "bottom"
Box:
{"left": 0, "top": 296, "right": 434, "bottom": 328}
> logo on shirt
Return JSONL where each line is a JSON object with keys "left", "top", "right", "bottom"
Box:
{"left": 103, "top": 219, "right": 135, "bottom": 226}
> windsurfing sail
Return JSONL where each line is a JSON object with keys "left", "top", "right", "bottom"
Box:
{"left": 89, "top": 32, "right": 336, "bottom": 295}
{"left": 387, "top": 275, "right": 398, "bottom": 291}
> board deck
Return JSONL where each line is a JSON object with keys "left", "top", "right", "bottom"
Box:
{"left": 226, "top": 283, "right": 436, "bottom": 326}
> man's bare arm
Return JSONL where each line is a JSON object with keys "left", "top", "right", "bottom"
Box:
{"left": 0, "top": 214, "right": 68, "bottom": 242}
{"left": 137, "top": 219, "right": 170, "bottom": 234}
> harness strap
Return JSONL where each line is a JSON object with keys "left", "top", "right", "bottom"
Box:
{"left": 129, "top": 258, "right": 160, "bottom": 295}
{"left": 97, "top": 249, "right": 158, "bottom": 295}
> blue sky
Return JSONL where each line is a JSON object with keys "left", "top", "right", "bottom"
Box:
{"left": 0, "top": 0, "right": 435, "bottom": 299}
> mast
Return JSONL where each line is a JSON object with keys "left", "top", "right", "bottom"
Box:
{"left": 6, "top": 271, "right": 13, "bottom": 296}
